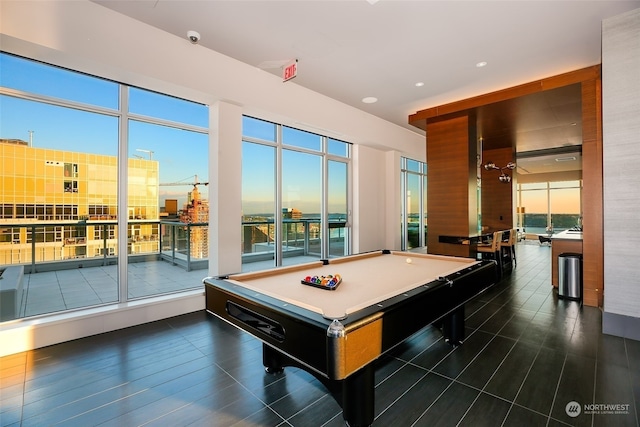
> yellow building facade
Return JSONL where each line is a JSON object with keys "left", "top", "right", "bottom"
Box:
{"left": 0, "top": 139, "right": 159, "bottom": 265}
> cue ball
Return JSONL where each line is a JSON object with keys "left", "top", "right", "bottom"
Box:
{"left": 406, "top": 258, "right": 412, "bottom": 264}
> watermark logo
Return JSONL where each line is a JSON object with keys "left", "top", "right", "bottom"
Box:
{"left": 584, "top": 403, "right": 630, "bottom": 415}
{"left": 566, "top": 401, "right": 581, "bottom": 418}
{"left": 564, "top": 401, "right": 631, "bottom": 417}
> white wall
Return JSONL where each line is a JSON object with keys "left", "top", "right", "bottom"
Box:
{"left": 352, "top": 145, "right": 387, "bottom": 253}
{"left": 602, "top": 8, "right": 640, "bottom": 340}
{"left": 385, "top": 151, "right": 404, "bottom": 251}
{"left": 208, "top": 101, "right": 243, "bottom": 276}
{"left": 0, "top": 0, "right": 424, "bottom": 355}
{"left": 0, "top": 0, "right": 424, "bottom": 155}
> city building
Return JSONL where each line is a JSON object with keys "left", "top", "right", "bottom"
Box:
{"left": 179, "top": 185, "right": 209, "bottom": 258}
{"left": 282, "top": 208, "right": 302, "bottom": 220}
{"left": 0, "top": 138, "right": 160, "bottom": 264}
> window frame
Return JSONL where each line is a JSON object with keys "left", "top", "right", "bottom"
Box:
{"left": 0, "top": 51, "right": 210, "bottom": 320}
{"left": 241, "top": 116, "right": 352, "bottom": 267}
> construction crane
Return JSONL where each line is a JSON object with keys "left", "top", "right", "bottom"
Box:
{"left": 159, "top": 175, "right": 209, "bottom": 206}
{"left": 159, "top": 175, "right": 208, "bottom": 189}
{"left": 160, "top": 175, "right": 209, "bottom": 224}
{"left": 136, "top": 148, "right": 154, "bottom": 160}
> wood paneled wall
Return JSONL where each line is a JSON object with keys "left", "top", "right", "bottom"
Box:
{"left": 481, "top": 147, "right": 514, "bottom": 232}
{"left": 412, "top": 65, "right": 604, "bottom": 307}
{"left": 426, "top": 114, "right": 477, "bottom": 257}
{"left": 581, "top": 78, "right": 604, "bottom": 307}
{"left": 409, "top": 67, "right": 601, "bottom": 130}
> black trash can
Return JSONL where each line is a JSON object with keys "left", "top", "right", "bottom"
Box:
{"left": 558, "top": 253, "right": 582, "bottom": 301}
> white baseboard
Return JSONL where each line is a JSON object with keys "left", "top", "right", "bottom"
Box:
{"left": 0, "top": 290, "right": 205, "bottom": 358}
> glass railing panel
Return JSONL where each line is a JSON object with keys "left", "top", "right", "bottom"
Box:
{"left": 1, "top": 216, "right": 333, "bottom": 322}
{"left": 242, "top": 219, "right": 275, "bottom": 265}
{"left": 0, "top": 221, "right": 120, "bottom": 320}
{"left": 157, "top": 221, "right": 209, "bottom": 270}
{"left": 328, "top": 219, "right": 348, "bottom": 258}
{"left": 0, "top": 220, "right": 208, "bottom": 321}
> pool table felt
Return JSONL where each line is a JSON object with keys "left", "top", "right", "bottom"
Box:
{"left": 226, "top": 251, "right": 480, "bottom": 320}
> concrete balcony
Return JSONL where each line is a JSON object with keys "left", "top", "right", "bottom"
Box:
{"left": 0, "top": 219, "right": 348, "bottom": 322}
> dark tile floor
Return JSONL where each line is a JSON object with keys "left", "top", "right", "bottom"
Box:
{"left": 1, "top": 244, "right": 639, "bottom": 426}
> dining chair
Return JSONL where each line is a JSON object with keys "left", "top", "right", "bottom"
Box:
{"left": 477, "top": 230, "right": 504, "bottom": 278}
{"left": 500, "top": 228, "right": 517, "bottom": 267}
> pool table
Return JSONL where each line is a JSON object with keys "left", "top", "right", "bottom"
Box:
{"left": 204, "top": 250, "right": 497, "bottom": 426}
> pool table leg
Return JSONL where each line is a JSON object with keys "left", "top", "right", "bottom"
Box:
{"left": 262, "top": 343, "right": 375, "bottom": 426}
{"left": 262, "top": 343, "right": 285, "bottom": 374}
{"left": 341, "top": 363, "right": 375, "bottom": 427}
{"left": 442, "top": 305, "right": 465, "bottom": 346}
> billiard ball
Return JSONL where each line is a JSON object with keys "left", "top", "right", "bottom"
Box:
{"left": 406, "top": 258, "right": 412, "bottom": 264}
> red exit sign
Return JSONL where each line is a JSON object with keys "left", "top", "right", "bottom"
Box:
{"left": 283, "top": 60, "right": 297, "bottom": 82}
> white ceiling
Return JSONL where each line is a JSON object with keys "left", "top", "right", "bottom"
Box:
{"left": 93, "top": 0, "right": 638, "bottom": 173}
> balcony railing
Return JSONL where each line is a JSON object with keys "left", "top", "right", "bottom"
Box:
{"left": 1, "top": 220, "right": 118, "bottom": 274}
{"left": 241, "top": 218, "right": 348, "bottom": 262}
{"left": 159, "top": 220, "right": 208, "bottom": 271}
{"left": 0, "top": 218, "right": 348, "bottom": 322}
{"left": 0, "top": 220, "right": 167, "bottom": 273}
{"left": 1, "top": 218, "right": 348, "bottom": 272}
{"left": 0, "top": 220, "right": 208, "bottom": 322}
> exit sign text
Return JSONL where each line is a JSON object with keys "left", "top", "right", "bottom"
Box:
{"left": 283, "top": 61, "right": 297, "bottom": 82}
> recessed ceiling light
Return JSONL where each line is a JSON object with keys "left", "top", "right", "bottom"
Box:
{"left": 415, "top": 82, "right": 425, "bottom": 87}
{"left": 476, "top": 61, "right": 487, "bottom": 68}
{"left": 362, "top": 97, "right": 378, "bottom": 104}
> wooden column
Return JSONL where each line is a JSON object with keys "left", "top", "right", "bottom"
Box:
{"left": 481, "top": 147, "right": 514, "bottom": 232}
{"left": 426, "top": 114, "right": 478, "bottom": 257}
{"left": 581, "top": 77, "right": 604, "bottom": 307}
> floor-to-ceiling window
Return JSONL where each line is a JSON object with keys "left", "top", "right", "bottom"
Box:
{"left": 517, "top": 180, "right": 582, "bottom": 234}
{"left": 241, "top": 116, "right": 351, "bottom": 269}
{"left": 327, "top": 154, "right": 349, "bottom": 257}
{"left": 549, "top": 180, "right": 582, "bottom": 231}
{"left": 241, "top": 137, "right": 276, "bottom": 264}
{"left": 126, "top": 87, "right": 209, "bottom": 298}
{"left": 0, "top": 52, "right": 208, "bottom": 321}
{"left": 282, "top": 127, "right": 322, "bottom": 261}
{"left": 401, "top": 157, "right": 427, "bottom": 250}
